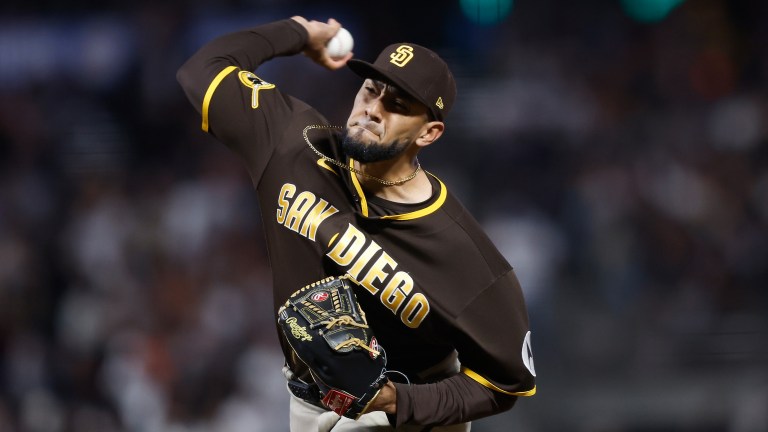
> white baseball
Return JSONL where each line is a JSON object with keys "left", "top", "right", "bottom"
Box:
{"left": 326, "top": 27, "right": 354, "bottom": 59}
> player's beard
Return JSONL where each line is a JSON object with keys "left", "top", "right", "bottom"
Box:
{"left": 341, "top": 128, "right": 409, "bottom": 163}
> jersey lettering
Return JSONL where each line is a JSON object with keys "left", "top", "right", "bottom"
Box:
{"left": 380, "top": 271, "right": 412, "bottom": 314}
{"left": 401, "top": 293, "right": 429, "bottom": 328}
{"left": 276, "top": 183, "right": 338, "bottom": 242}
{"left": 347, "top": 242, "right": 382, "bottom": 281}
{"left": 327, "top": 223, "right": 431, "bottom": 328}
{"left": 326, "top": 223, "right": 367, "bottom": 266}
{"left": 360, "top": 252, "right": 397, "bottom": 297}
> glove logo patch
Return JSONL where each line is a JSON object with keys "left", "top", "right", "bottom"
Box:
{"left": 322, "top": 389, "right": 356, "bottom": 417}
{"left": 285, "top": 317, "right": 313, "bottom": 341}
{"left": 312, "top": 291, "right": 330, "bottom": 302}
{"left": 369, "top": 337, "right": 381, "bottom": 360}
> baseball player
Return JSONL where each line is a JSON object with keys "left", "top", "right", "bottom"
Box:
{"left": 177, "top": 16, "right": 536, "bottom": 431}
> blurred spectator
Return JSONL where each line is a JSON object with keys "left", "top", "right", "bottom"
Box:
{"left": 1, "top": 1, "right": 766, "bottom": 431}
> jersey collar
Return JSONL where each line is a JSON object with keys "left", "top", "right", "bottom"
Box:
{"left": 348, "top": 158, "right": 448, "bottom": 220}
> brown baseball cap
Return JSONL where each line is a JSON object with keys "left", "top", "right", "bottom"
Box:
{"left": 347, "top": 43, "right": 457, "bottom": 121}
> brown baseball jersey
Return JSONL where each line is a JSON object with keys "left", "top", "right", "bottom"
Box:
{"left": 177, "top": 19, "right": 536, "bottom": 427}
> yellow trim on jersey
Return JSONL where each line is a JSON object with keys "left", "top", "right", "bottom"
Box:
{"left": 348, "top": 164, "right": 447, "bottom": 220}
{"left": 317, "top": 159, "right": 339, "bottom": 175}
{"left": 328, "top": 233, "right": 339, "bottom": 247}
{"left": 461, "top": 367, "right": 536, "bottom": 397}
{"left": 202, "top": 66, "right": 238, "bottom": 132}
{"left": 348, "top": 158, "right": 369, "bottom": 217}
{"left": 380, "top": 174, "right": 447, "bottom": 221}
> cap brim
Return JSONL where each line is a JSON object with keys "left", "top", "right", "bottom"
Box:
{"left": 347, "top": 59, "right": 438, "bottom": 120}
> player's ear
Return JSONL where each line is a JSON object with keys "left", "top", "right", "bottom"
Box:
{"left": 415, "top": 121, "right": 444, "bottom": 148}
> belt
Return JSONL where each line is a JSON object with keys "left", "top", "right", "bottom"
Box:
{"left": 284, "top": 365, "right": 325, "bottom": 408}
{"left": 287, "top": 378, "right": 323, "bottom": 406}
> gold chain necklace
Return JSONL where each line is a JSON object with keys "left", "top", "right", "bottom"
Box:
{"left": 302, "top": 124, "right": 421, "bottom": 187}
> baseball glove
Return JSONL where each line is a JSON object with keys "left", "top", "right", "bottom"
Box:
{"left": 278, "top": 275, "right": 388, "bottom": 419}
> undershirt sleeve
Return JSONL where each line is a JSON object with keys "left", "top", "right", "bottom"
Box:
{"left": 392, "top": 373, "right": 517, "bottom": 427}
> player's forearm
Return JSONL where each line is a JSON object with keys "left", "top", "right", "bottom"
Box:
{"left": 176, "top": 19, "right": 307, "bottom": 112}
{"left": 392, "top": 373, "right": 517, "bottom": 426}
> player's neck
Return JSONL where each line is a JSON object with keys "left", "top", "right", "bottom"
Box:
{"left": 354, "top": 159, "right": 431, "bottom": 203}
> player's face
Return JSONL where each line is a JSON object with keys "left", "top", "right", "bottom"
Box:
{"left": 344, "top": 79, "right": 430, "bottom": 162}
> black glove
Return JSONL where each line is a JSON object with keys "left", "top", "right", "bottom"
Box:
{"left": 278, "top": 275, "right": 388, "bottom": 419}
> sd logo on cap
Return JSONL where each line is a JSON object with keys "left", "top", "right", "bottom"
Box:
{"left": 348, "top": 43, "right": 457, "bottom": 121}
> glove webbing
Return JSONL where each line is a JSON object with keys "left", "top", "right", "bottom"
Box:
{"left": 321, "top": 315, "right": 368, "bottom": 330}
{"left": 318, "top": 315, "right": 381, "bottom": 356}
{"left": 301, "top": 301, "right": 330, "bottom": 325}
{"left": 334, "top": 337, "right": 380, "bottom": 356}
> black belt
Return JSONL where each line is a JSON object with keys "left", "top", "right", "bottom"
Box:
{"left": 287, "top": 378, "right": 324, "bottom": 408}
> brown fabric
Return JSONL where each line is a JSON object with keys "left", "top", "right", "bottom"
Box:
{"left": 394, "top": 374, "right": 517, "bottom": 427}
{"left": 176, "top": 18, "right": 536, "bottom": 426}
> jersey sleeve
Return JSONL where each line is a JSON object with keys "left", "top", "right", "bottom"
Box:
{"left": 391, "top": 269, "right": 536, "bottom": 427}
{"left": 453, "top": 269, "right": 536, "bottom": 396}
{"left": 176, "top": 19, "right": 310, "bottom": 184}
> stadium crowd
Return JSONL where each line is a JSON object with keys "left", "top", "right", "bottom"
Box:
{"left": 1, "top": 1, "right": 766, "bottom": 431}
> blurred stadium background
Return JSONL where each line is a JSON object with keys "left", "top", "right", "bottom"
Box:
{"left": 1, "top": 0, "right": 767, "bottom": 431}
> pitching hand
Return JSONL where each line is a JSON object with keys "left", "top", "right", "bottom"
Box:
{"left": 291, "top": 16, "right": 353, "bottom": 70}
